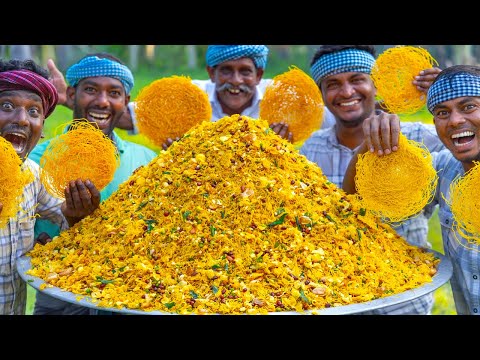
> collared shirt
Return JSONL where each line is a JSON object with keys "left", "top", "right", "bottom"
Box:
{"left": 426, "top": 149, "right": 480, "bottom": 315}
{"left": 128, "top": 79, "right": 336, "bottom": 134}
{"left": 0, "top": 159, "right": 68, "bottom": 315}
{"left": 299, "top": 121, "right": 445, "bottom": 314}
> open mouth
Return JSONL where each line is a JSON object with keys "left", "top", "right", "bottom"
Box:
{"left": 452, "top": 131, "right": 475, "bottom": 147}
{"left": 3, "top": 132, "right": 27, "bottom": 155}
{"left": 88, "top": 111, "right": 111, "bottom": 129}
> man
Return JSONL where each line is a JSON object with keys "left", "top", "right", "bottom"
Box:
{"left": 343, "top": 64, "right": 480, "bottom": 315}
{"left": 30, "top": 53, "right": 158, "bottom": 315}
{"left": 0, "top": 58, "right": 101, "bottom": 315}
{"left": 299, "top": 45, "right": 445, "bottom": 315}
{"left": 105, "top": 45, "right": 336, "bottom": 144}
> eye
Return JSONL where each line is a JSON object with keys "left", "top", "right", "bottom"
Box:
{"left": 28, "top": 106, "right": 41, "bottom": 117}
{"left": 1, "top": 101, "right": 13, "bottom": 110}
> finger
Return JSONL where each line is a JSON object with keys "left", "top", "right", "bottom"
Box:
{"left": 84, "top": 179, "right": 101, "bottom": 209}
{"left": 287, "top": 131, "right": 293, "bottom": 143}
{"left": 362, "top": 116, "right": 374, "bottom": 152}
{"left": 369, "top": 115, "right": 383, "bottom": 156}
{"left": 74, "top": 179, "right": 95, "bottom": 211}
{"left": 63, "top": 180, "right": 75, "bottom": 210}
{"left": 389, "top": 117, "right": 401, "bottom": 152}
{"left": 0, "top": 202, "right": 3, "bottom": 215}
{"left": 379, "top": 115, "right": 392, "bottom": 154}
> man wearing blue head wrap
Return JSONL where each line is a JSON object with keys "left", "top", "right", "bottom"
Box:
{"left": 300, "top": 45, "right": 445, "bottom": 315}
{"left": 110, "top": 45, "right": 336, "bottom": 145}
{"left": 29, "top": 53, "right": 158, "bottom": 315}
{"left": 344, "top": 64, "right": 480, "bottom": 315}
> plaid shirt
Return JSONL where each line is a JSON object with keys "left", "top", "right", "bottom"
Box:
{"left": 300, "top": 121, "right": 445, "bottom": 314}
{"left": 426, "top": 150, "right": 480, "bottom": 315}
{"left": 0, "top": 159, "right": 68, "bottom": 315}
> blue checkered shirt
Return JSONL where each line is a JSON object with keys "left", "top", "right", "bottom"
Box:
{"left": 425, "top": 150, "right": 480, "bottom": 315}
{"left": 300, "top": 121, "right": 445, "bottom": 314}
{"left": 0, "top": 159, "right": 68, "bottom": 315}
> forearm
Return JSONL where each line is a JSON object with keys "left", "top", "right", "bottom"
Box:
{"left": 342, "top": 143, "right": 368, "bottom": 194}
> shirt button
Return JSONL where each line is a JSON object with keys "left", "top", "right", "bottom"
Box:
{"left": 474, "top": 308, "right": 478, "bottom": 313}
{"left": 474, "top": 275, "right": 478, "bottom": 280}
{"left": 446, "top": 219, "right": 449, "bottom": 224}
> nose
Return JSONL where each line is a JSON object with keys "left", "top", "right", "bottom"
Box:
{"left": 449, "top": 109, "right": 466, "bottom": 126}
{"left": 339, "top": 82, "right": 355, "bottom": 98}
{"left": 95, "top": 91, "right": 109, "bottom": 106}
{"left": 15, "top": 108, "right": 30, "bottom": 126}
{"left": 229, "top": 71, "right": 243, "bottom": 85}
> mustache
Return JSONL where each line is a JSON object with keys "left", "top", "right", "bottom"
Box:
{"left": 216, "top": 82, "right": 253, "bottom": 94}
{"left": 1, "top": 124, "right": 32, "bottom": 138}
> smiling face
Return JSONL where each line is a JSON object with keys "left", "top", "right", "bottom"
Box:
{"left": 320, "top": 72, "right": 377, "bottom": 128}
{"left": 0, "top": 89, "right": 44, "bottom": 160}
{"left": 68, "top": 76, "right": 129, "bottom": 136}
{"left": 207, "top": 57, "right": 263, "bottom": 116}
{"left": 432, "top": 96, "right": 480, "bottom": 170}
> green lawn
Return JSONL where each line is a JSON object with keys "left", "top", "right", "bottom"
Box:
{"left": 24, "top": 74, "right": 456, "bottom": 315}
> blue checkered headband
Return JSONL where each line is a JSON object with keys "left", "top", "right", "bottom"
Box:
{"left": 427, "top": 72, "right": 480, "bottom": 113}
{"left": 206, "top": 45, "right": 269, "bottom": 69}
{"left": 310, "top": 48, "right": 375, "bottom": 84}
{"left": 66, "top": 56, "right": 134, "bottom": 94}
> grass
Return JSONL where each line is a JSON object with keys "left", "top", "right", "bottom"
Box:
{"left": 24, "top": 72, "right": 456, "bottom": 315}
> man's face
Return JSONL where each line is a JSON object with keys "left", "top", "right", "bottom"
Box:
{"left": 0, "top": 90, "right": 44, "bottom": 160}
{"left": 320, "top": 72, "right": 377, "bottom": 128}
{"left": 207, "top": 57, "right": 263, "bottom": 116}
{"left": 68, "top": 76, "right": 129, "bottom": 136}
{"left": 433, "top": 96, "right": 480, "bottom": 167}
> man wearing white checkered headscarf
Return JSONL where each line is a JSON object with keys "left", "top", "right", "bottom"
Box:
{"left": 300, "top": 45, "right": 445, "bottom": 315}
{"left": 344, "top": 64, "right": 480, "bottom": 316}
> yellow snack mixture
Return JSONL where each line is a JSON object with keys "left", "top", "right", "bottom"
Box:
{"left": 27, "top": 115, "right": 438, "bottom": 314}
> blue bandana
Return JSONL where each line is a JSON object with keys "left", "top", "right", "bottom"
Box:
{"left": 66, "top": 56, "right": 134, "bottom": 94}
{"left": 427, "top": 72, "right": 480, "bottom": 113}
{"left": 206, "top": 45, "right": 269, "bottom": 69}
{"left": 310, "top": 48, "right": 375, "bottom": 84}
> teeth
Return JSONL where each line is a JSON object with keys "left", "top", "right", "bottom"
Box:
{"left": 340, "top": 100, "right": 358, "bottom": 107}
{"left": 451, "top": 131, "right": 474, "bottom": 139}
{"left": 89, "top": 112, "right": 109, "bottom": 119}
{"left": 228, "top": 89, "right": 240, "bottom": 94}
{"left": 9, "top": 132, "right": 26, "bottom": 139}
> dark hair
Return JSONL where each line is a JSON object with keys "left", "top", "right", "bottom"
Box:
{"left": 431, "top": 64, "right": 480, "bottom": 85}
{"left": 0, "top": 58, "right": 49, "bottom": 79}
{"left": 310, "top": 45, "right": 376, "bottom": 67}
{"left": 80, "top": 52, "right": 125, "bottom": 65}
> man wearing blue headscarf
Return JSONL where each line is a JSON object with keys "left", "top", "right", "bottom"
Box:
{"left": 343, "top": 64, "right": 480, "bottom": 315}
{"left": 300, "top": 45, "right": 445, "bottom": 315}
{"left": 29, "top": 53, "right": 158, "bottom": 315}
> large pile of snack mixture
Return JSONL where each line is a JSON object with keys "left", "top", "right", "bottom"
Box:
{"left": 27, "top": 115, "right": 439, "bottom": 314}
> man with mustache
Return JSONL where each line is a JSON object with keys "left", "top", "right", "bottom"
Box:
{"left": 0, "top": 58, "right": 101, "bottom": 315}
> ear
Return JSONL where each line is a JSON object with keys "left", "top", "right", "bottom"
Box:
{"left": 256, "top": 68, "right": 264, "bottom": 84}
{"left": 206, "top": 66, "right": 215, "bottom": 81}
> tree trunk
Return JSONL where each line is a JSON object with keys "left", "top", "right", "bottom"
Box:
{"left": 129, "top": 45, "right": 140, "bottom": 71}
{"left": 186, "top": 45, "right": 197, "bottom": 69}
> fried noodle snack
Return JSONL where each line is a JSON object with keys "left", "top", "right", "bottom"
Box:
{"left": 39, "top": 120, "right": 119, "bottom": 199}
{"left": 260, "top": 66, "right": 324, "bottom": 144}
{"left": 355, "top": 133, "right": 438, "bottom": 223}
{"left": 372, "top": 46, "right": 438, "bottom": 114}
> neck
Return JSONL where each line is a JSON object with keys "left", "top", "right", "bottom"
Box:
{"left": 335, "top": 123, "right": 365, "bottom": 149}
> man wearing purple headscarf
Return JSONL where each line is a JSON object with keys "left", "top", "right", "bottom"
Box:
{"left": 0, "top": 58, "right": 101, "bottom": 315}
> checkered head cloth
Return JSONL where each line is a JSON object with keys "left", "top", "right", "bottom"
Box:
{"left": 0, "top": 70, "right": 58, "bottom": 118}
{"left": 66, "top": 55, "right": 134, "bottom": 94}
{"left": 310, "top": 48, "right": 375, "bottom": 85}
{"left": 206, "top": 45, "right": 269, "bottom": 69}
{"left": 427, "top": 71, "right": 480, "bottom": 113}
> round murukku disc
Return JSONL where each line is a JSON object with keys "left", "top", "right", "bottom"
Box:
{"left": 371, "top": 46, "right": 438, "bottom": 114}
{"left": 355, "top": 133, "right": 438, "bottom": 223}
{"left": 39, "top": 120, "right": 120, "bottom": 199}
{"left": 259, "top": 66, "right": 324, "bottom": 144}
{"left": 134, "top": 75, "right": 212, "bottom": 147}
{"left": 0, "top": 136, "right": 34, "bottom": 228}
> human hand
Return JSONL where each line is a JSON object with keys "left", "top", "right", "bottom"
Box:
{"left": 413, "top": 67, "right": 442, "bottom": 93}
{"left": 61, "top": 179, "right": 101, "bottom": 227}
{"left": 269, "top": 122, "right": 293, "bottom": 143}
{"left": 35, "top": 232, "right": 52, "bottom": 246}
{"left": 162, "top": 137, "right": 180, "bottom": 151}
{"left": 362, "top": 111, "right": 401, "bottom": 156}
{"left": 47, "top": 58, "right": 73, "bottom": 109}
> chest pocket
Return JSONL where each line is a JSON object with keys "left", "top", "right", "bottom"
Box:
{"left": 17, "top": 208, "right": 36, "bottom": 258}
